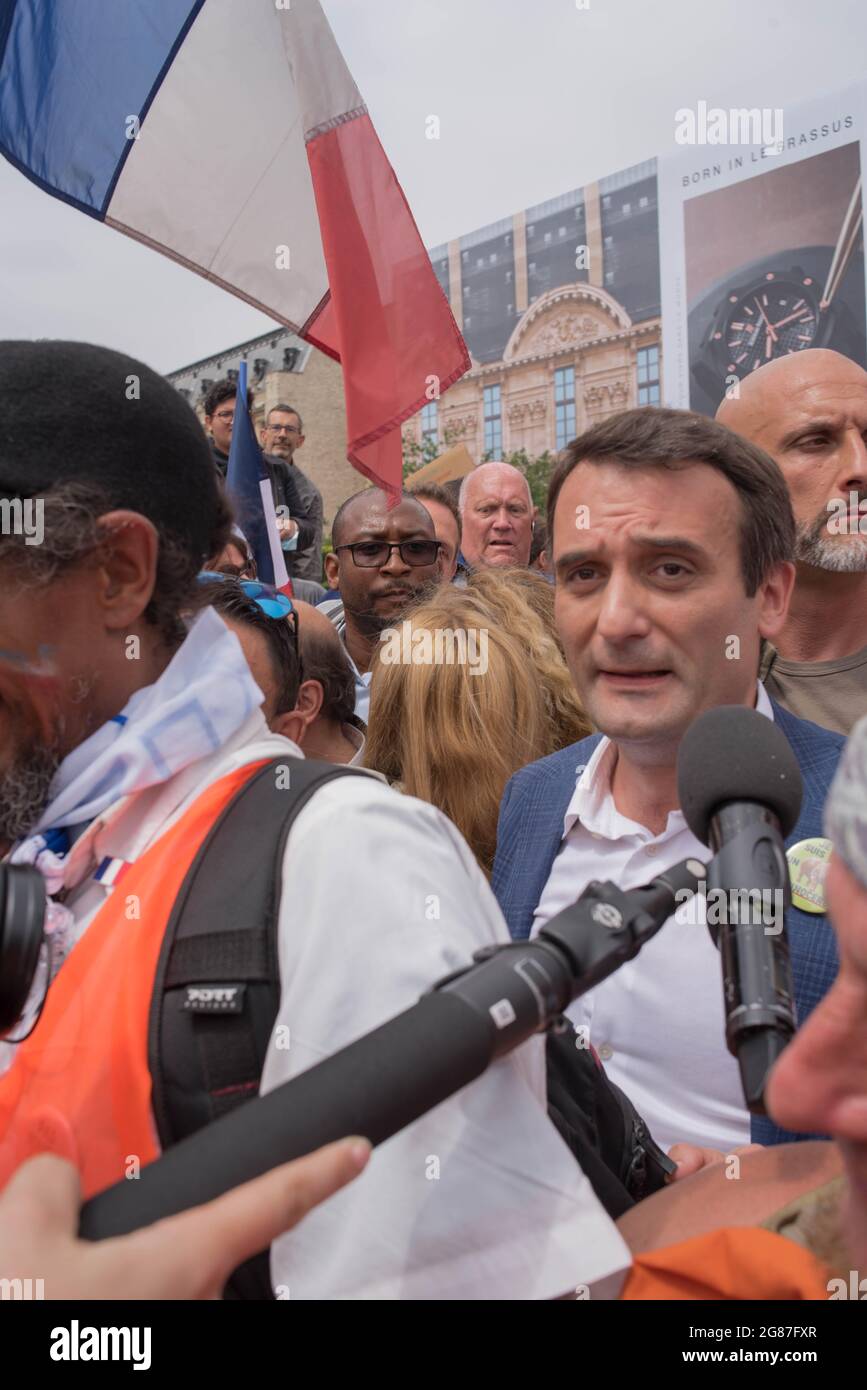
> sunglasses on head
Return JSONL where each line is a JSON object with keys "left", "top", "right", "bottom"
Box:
{"left": 197, "top": 571, "right": 299, "bottom": 653}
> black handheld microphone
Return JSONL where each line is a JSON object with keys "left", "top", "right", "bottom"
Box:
{"left": 677, "top": 704, "right": 802, "bottom": 1113}
{"left": 79, "top": 858, "right": 704, "bottom": 1241}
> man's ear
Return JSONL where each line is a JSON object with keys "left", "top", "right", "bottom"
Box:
{"left": 94, "top": 510, "right": 160, "bottom": 635}
{"left": 324, "top": 550, "right": 340, "bottom": 588}
{"left": 757, "top": 560, "right": 796, "bottom": 642}
{"left": 273, "top": 679, "right": 324, "bottom": 746}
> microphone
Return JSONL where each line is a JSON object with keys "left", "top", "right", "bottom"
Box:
{"left": 79, "top": 858, "right": 705, "bottom": 1240}
{"left": 677, "top": 704, "right": 802, "bottom": 1113}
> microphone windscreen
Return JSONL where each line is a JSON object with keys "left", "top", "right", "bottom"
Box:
{"left": 677, "top": 705, "right": 803, "bottom": 844}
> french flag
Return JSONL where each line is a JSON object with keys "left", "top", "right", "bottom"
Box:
{"left": 226, "top": 359, "right": 290, "bottom": 591}
{"left": 0, "top": 0, "right": 469, "bottom": 497}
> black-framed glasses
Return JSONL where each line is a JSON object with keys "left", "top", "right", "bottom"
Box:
{"left": 267, "top": 423, "right": 301, "bottom": 435}
{"left": 335, "top": 539, "right": 442, "bottom": 568}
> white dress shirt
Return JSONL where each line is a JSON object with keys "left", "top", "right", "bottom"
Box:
{"left": 4, "top": 712, "right": 629, "bottom": 1299}
{"left": 531, "top": 686, "right": 776, "bottom": 1156}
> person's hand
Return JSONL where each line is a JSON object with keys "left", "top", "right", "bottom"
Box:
{"left": 666, "top": 1141, "right": 761, "bottom": 1182}
{"left": 0, "top": 1138, "right": 370, "bottom": 1299}
{"left": 276, "top": 515, "right": 298, "bottom": 539}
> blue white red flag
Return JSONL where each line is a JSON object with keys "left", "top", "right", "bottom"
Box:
{"left": 225, "top": 361, "right": 290, "bottom": 591}
{"left": 0, "top": 0, "right": 469, "bottom": 497}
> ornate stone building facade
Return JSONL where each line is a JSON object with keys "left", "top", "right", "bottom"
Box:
{"left": 404, "top": 158, "right": 662, "bottom": 461}
{"left": 410, "top": 282, "right": 660, "bottom": 461}
{"left": 168, "top": 159, "right": 662, "bottom": 525}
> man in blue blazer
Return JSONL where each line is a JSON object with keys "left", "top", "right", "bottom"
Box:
{"left": 493, "top": 406, "right": 845, "bottom": 1152}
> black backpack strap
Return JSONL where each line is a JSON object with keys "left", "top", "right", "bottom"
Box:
{"left": 147, "top": 755, "right": 368, "bottom": 1297}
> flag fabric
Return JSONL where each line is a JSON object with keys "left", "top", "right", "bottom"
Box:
{"left": 0, "top": 0, "right": 470, "bottom": 497}
{"left": 225, "top": 361, "right": 290, "bottom": 591}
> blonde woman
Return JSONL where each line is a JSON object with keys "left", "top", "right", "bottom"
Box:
{"left": 467, "top": 566, "right": 590, "bottom": 748}
{"left": 365, "top": 581, "right": 590, "bottom": 875}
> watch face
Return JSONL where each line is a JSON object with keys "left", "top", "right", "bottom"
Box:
{"left": 713, "top": 272, "right": 821, "bottom": 378}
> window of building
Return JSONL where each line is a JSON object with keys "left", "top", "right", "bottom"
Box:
{"left": 554, "top": 366, "right": 576, "bottom": 450}
{"left": 604, "top": 235, "right": 613, "bottom": 249}
{"left": 489, "top": 252, "right": 498, "bottom": 265}
{"left": 637, "top": 344, "right": 660, "bottom": 405}
{"left": 420, "top": 399, "right": 439, "bottom": 444}
{"left": 622, "top": 202, "right": 631, "bottom": 215}
{"left": 505, "top": 269, "right": 512, "bottom": 282}
{"left": 558, "top": 225, "right": 567, "bottom": 237}
{"left": 527, "top": 224, "right": 535, "bottom": 237}
{"left": 544, "top": 231, "right": 552, "bottom": 244}
{"left": 477, "top": 256, "right": 485, "bottom": 268}
{"left": 639, "top": 195, "right": 649, "bottom": 209}
{"left": 602, "top": 195, "right": 611, "bottom": 209}
{"left": 605, "top": 270, "right": 614, "bottom": 285}
{"left": 483, "top": 384, "right": 502, "bottom": 455}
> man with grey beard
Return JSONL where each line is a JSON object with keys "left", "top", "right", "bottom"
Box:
{"left": 718, "top": 348, "right": 867, "bottom": 734}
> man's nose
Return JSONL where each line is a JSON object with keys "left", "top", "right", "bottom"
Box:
{"left": 594, "top": 572, "right": 652, "bottom": 643}
{"left": 381, "top": 544, "right": 411, "bottom": 575}
{"left": 491, "top": 508, "right": 514, "bottom": 531}
{"left": 836, "top": 428, "right": 867, "bottom": 494}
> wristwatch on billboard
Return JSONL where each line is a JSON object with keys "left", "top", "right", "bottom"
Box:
{"left": 688, "top": 178, "right": 865, "bottom": 414}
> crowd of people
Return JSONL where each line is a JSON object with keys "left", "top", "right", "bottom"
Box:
{"left": 0, "top": 337, "right": 866, "bottom": 1301}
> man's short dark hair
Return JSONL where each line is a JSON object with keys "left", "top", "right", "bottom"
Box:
{"left": 529, "top": 518, "right": 546, "bottom": 566}
{"left": 300, "top": 620, "right": 360, "bottom": 729}
{"left": 409, "top": 481, "right": 462, "bottom": 541}
{"left": 202, "top": 578, "right": 301, "bottom": 715}
{"left": 547, "top": 406, "right": 795, "bottom": 595}
{"left": 267, "top": 403, "right": 304, "bottom": 433}
{"left": 204, "top": 378, "right": 254, "bottom": 418}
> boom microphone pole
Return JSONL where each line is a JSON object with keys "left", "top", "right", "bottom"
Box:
{"left": 79, "top": 857, "right": 705, "bottom": 1240}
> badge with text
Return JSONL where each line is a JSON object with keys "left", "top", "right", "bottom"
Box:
{"left": 787, "top": 838, "right": 833, "bottom": 914}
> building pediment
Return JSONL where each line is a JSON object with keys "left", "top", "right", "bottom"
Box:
{"left": 504, "top": 284, "right": 632, "bottom": 362}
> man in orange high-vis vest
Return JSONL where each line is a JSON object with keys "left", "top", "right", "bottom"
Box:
{"left": 0, "top": 340, "right": 633, "bottom": 1301}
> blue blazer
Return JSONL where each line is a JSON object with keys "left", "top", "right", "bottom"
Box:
{"left": 492, "top": 700, "right": 845, "bottom": 1146}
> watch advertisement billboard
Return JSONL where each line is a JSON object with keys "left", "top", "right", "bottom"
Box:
{"left": 658, "top": 80, "right": 867, "bottom": 414}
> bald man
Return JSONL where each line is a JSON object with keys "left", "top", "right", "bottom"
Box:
{"left": 718, "top": 349, "right": 867, "bottom": 734}
{"left": 321, "top": 489, "right": 442, "bottom": 720}
{"left": 458, "top": 462, "right": 536, "bottom": 571}
{"left": 290, "top": 600, "right": 376, "bottom": 767}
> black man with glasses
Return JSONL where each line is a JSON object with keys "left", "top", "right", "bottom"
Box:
{"left": 321, "top": 489, "right": 443, "bottom": 721}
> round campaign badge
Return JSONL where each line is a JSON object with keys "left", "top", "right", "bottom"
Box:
{"left": 786, "top": 837, "right": 833, "bottom": 914}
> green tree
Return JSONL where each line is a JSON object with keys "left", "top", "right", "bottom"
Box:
{"left": 402, "top": 425, "right": 462, "bottom": 481}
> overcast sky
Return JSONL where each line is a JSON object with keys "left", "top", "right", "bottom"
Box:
{"left": 1, "top": 0, "right": 866, "bottom": 374}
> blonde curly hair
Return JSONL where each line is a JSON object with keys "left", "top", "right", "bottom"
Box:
{"left": 365, "top": 575, "right": 590, "bottom": 876}
{"left": 467, "top": 567, "right": 590, "bottom": 750}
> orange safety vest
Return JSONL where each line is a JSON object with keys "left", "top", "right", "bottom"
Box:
{"left": 621, "top": 1226, "right": 832, "bottom": 1300}
{"left": 0, "top": 760, "right": 268, "bottom": 1199}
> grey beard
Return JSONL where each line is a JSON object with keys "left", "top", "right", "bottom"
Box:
{"left": 0, "top": 740, "right": 63, "bottom": 843}
{"left": 795, "top": 506, "right": 867, "bottom": 573}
